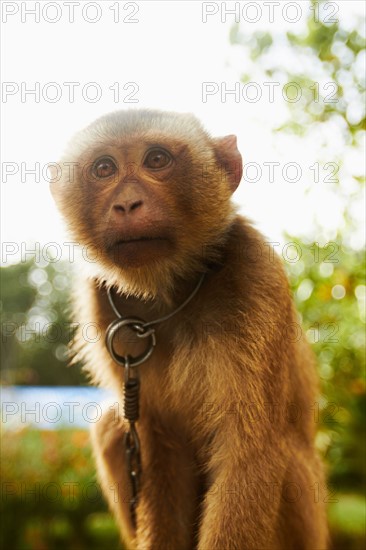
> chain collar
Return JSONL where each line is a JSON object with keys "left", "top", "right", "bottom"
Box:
{"left": 105, "top": 272, "right": 205, "bottom": 367}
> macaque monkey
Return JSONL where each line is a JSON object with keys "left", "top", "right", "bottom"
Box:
{"left": 51, "top": 109, "right": 328, "bottom": 549}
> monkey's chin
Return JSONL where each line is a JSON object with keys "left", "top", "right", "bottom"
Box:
{"left": 106, "top": 238, "right": 173, "bottom": 268}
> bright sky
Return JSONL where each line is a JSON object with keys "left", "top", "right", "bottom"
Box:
{"left": 1, "top": 1, "right": 365, "bottom": 265}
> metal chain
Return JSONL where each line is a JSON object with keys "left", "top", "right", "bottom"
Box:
{"left": 122, "top": 356, "right": 141, "bottom": 526}
{"left": 107, "top": 273, "right": 205, "bottom": 326}
{"left": 104, "top": 273, "right": 206, "bottom": 527}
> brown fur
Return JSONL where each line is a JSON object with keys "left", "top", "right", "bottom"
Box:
{"left": 51, "top": 109, "right": 328, "bottom": 549}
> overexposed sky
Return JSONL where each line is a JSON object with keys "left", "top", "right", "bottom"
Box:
{"left": 1, "top": 0, "right": 365, "bottom": 265}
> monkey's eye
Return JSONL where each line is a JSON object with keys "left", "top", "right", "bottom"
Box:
{"left": 92, "top": 157, "right": 117, "bottom": 178}
{"left": 143, "top": 148, "right": 172, "bottom": 170}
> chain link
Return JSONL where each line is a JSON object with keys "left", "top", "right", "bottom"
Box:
{"left": 123, "top": 357, "right": 141, "bottom": 527}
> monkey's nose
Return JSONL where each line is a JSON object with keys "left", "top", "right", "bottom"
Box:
{"left": 113, "top": 200, "right": 143, "bottom": 215}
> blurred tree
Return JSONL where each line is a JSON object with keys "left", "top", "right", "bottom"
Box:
{"left": 1, "top": 259, "right": 85, "bottom": 386}
{"left": 284, "top": 240, "right": 365, "bottom": 488}
{"left": 1, "top": 428, "right": 122, "bottom": 549}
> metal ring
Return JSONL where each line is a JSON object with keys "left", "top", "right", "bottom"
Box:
{"left": 105, "top": 317, "right": 156, "bottom": 367}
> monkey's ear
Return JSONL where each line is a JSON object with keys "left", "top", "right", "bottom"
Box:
{"left": 213, "top": 135, "right": 243, "bottom": 193}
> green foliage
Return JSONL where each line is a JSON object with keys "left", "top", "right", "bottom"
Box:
{"left": 0, "top": 260, "right": 86, "bottom": 386}
{"left": 231, "top": 28, "right": 273, "bottom": 61}
{"left": 328, "top": 494, "right": 366, "bottom": 537}
{"left": 0, "top": 428, "right": 123, "bottom": 550}
{"left": 285, "top": 238, "right": 365, "bottom": 492}
{"left": 231, "top": 1, "right": 365, "bottom": 136}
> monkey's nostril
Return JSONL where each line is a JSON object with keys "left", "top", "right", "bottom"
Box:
{"left": 113, "top": 204, "right": 126, "bottom": 213}
{"left": 130, "top": 200, "right": 143, "bottom": 212}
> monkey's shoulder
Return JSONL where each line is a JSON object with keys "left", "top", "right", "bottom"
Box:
{"left": 222, "top": 217, "right": 292, "bottom": 302}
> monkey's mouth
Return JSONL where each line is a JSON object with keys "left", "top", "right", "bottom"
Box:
{"left": 106, "top": 236, "right": 173, "bottom": 267}
{"left": 114, "top": 236, "right": 167, "bottom": 244}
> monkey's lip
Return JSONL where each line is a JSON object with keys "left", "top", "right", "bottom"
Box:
{"left": 109, "top": 236, "right": 169, "bottom": 251}
{"left": 106, "top": 236, "right": 173, "bottom": 266}
{"left": 111, "top": 236, "right": 170, "bottom": 246}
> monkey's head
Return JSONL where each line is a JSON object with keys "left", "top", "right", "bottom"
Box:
{"left": 51, "top": 110, "right": 242, "bottom": 298}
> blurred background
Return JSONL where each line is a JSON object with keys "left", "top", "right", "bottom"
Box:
{"left": 1, "top": 1, "right": 365, "bottom": 548}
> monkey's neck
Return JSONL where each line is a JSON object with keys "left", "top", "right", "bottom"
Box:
{"left": 98, "top": 270, "right": 207, "bottom": 324}
{"left": 94, "top": 222, "right": 233, "bottom": 307}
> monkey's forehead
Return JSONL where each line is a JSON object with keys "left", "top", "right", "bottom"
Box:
{"left": 64, "top": 109, "right": 211, "bottom": 157}
{"left": 63, "top": 109, "right": 217, "bottom": 161}
{"left": 67, "top": 109, "right": 211, "bottom": 153}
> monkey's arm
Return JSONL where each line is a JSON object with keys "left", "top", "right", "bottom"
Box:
{"left": 198, "top": 418, "right": 288, "bottom": 549}
{"left": 196, "top": 346, "right": 290, "bottom": 550}
{"left": 92, "top": 408, "right": 201, "bottom": 550}
{"left": 198, "top": 424, "right": 327, "bottom": 550}
{"left": 134, "top": 417, "right": 202, "bottom": 549}
{"left": 91, "top": 406, "right": 136, "bottom": 547}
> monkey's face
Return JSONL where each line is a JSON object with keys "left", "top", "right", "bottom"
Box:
{"left": 51, "top": 110, "right": 242, "bottom": 288}
{"left": 75, "top": 138, "right": 184, "bottom": 269}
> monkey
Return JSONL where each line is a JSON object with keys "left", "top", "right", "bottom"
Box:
{"left": 50, "top": 109, "right": 328, "bottom": 549}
